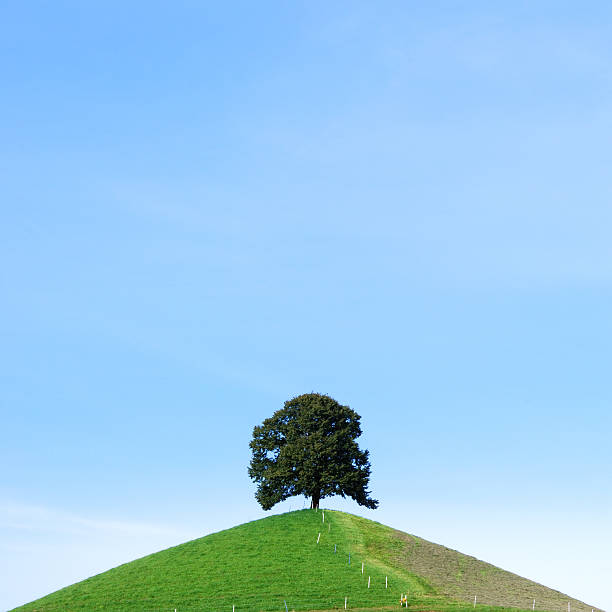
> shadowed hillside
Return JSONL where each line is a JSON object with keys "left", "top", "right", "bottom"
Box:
{"left": 346, "top": 513, "right": 597, "bottom": 612}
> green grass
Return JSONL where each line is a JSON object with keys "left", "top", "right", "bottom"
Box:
{"left": 11, "top": 510, "right": 601, "bottom": 612}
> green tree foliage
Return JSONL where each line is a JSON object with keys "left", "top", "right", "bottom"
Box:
{"left": 248, "top": 393, "right": 378, "bottom": 510}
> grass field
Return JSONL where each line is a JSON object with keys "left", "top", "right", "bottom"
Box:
{"left": 11, "top": 510, "right": 601, "bottom": 612}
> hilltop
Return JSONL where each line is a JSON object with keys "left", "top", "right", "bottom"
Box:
{"left": 11, "top": 510, "right": 601, "bottom": 612}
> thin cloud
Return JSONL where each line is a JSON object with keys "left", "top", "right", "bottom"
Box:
{"left": 0, "top": 500, "right": 195, "bottom": 540}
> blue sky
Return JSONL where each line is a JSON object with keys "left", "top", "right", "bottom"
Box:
{"left": 1, "top": 1, "right": 611, "bottom": 610}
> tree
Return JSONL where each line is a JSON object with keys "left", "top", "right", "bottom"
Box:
{"left": 248, "top": 393, "right": 378, "bottom": 511}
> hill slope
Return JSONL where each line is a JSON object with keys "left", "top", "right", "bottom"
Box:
{"left": 11, "top": 510, "right": 601, "bottom": 612}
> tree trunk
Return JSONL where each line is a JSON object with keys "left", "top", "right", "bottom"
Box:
{"left": 310, "top": 491, "right": 320, "bottom": 510}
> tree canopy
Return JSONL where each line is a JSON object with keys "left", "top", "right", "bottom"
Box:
{"left": 248, "top": 393, "right": 378, "bottom": 510}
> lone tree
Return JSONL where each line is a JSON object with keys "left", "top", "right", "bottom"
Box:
{"left": 248, "top": 393, "right": 378, "bottom": 510}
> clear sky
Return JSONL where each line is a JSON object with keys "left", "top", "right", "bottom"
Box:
{"left": 1, "top": 1, "right": 611, "bottom": 610}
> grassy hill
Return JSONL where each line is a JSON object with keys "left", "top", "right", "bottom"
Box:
{"left": 11, "top": 509, "right": 601, "bottom": 612}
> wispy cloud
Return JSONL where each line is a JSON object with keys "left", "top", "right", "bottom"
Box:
{"left": 0, "top": 500, "right": 196, "bottom": 540}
